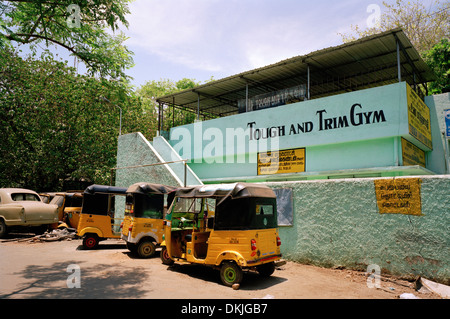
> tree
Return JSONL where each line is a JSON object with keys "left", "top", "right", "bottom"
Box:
{"left": 339, "top": 0, "right": 449, "bottom": 53}
{"left": 0, "top": 48, "right": 148, "bottom": 191}
{"left": 424, "top": 38, "right": 450, "bottom": 94}
{"left": 136, "top": 78, "right": 206, "bottom": 137}
{"left": 0, "top": 0, "right": 134, "bottom": 79}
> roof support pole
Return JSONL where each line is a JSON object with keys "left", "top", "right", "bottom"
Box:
{"left": 307, "top": 64, "right": 311, "bottom": 100}
{"left": 397, "top": 40, "right": 402, "bottom": 82}
{"left": 172, "top": 96, "right": 175, "bottom": 128}
{"left": 245, "top": 83, "right": 249, "bottom": 112}
{"left": 157, "top": 102, "right": 162, "bottom": 135}
{"left": 197, "top": 92, "right": 200, "bottom": 121}
{"left": 161, "top": 101, "right": 164, "bottom": 132}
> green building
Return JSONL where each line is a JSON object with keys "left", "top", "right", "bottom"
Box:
{"left": 116, "top": 29, "right": 450, "bottom": 284}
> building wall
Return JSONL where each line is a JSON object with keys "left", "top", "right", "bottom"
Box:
{"left": 425, "top": 92, "right": 450, "bottom": 174}
{"left": 169, "top": 82, "right": 440, "bottom": 181}
{"left": 115, "top": 132, "right": 182, "bottom": 188}
{"left": 266, "top": 175, "right": 450, "bottom": 284}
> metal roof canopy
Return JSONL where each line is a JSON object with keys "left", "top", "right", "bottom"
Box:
{"left": 156, "top": 28, "right": 436, "bottom": 122}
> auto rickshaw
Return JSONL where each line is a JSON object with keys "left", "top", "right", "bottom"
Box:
{"left": 121, "top": 182, "right": 176, "bottom": 258}
{"left": 160, "top": 182, "right": 283, "bottom": 287}
{"left": 77, "top": 185, "right": 127, "bottom": 249}
{"left": 49, "top": 192, "right": 83, "bottom": 229}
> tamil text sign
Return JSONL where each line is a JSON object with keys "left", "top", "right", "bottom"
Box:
{"left": 407, "top": 85, "right": 432, "bottom": 149}
{"left": 401, "top": 138, "right": 426, "bottom": 167}
{"left": 374, "top": 178, "right": 422, "bottom": 216}
{"left": 258, "top": 148, "right": 305, "bottom": 175}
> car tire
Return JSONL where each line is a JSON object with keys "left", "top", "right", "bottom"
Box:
{"left": 137, "top": 240, "right": 156, "bottom": 258}
{"left": 220, "top": 261, "right": 243, "bottom": 287}
{"left": 0, "top": 219, "right": 8, "bottom": 238}
{"left": 82, "top": 234, "right": 99, "bottom": 250}
{"left": 160, "top": 246, "right": 174, "bottom": 265}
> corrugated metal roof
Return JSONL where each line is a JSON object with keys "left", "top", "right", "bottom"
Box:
{"left": 156, "top": 28, "right": 436, "bottom": 118}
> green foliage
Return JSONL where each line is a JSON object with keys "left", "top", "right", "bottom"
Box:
{"left": 424, "top": 38, "right": 450, "bottom": 94}
{"left": 0, "top": 0, "right": 134, "bottom": 79}
{"left": 0, "top": 48, "right": 148, "bottom": 191}
{"left": 339, "top": 0, "right": 449, "bottom": 95}
{"left": 339, "top": 0, "right": 449, "bottom": 53}
{"left": 136, "top": 78, "right": 207, "bottom": 135}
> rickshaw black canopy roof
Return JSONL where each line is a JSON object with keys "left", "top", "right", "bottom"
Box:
{"left": 173, "top": 183, "right": 276, "bottom": 200}
{"left": 83, "top": 184, "right": 128, "bottom": 195}
{"left": 126, "top": 182, "right": 176, "bottom": 195}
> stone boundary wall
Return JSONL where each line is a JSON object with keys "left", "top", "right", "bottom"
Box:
{"left": 265, "top": 175, "right": 449, "bottom": 284}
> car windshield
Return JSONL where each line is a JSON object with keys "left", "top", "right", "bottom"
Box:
{"left": 11, "top": 193, "right": 41, "bottom": 202}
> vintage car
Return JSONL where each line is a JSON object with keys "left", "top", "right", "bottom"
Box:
{"left": 0, "top": 188, "right": 59, "bottom": 238}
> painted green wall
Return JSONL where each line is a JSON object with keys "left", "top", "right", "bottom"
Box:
{"left": 266, "top": 176, "right": 450, "bottom": 284}
{"left": 424, "top": 92, "right": 449, "bottom": 174}
{"left": 169, "top": 82, "right": 442, "bottom": 181}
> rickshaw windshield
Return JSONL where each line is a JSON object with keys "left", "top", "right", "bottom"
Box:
{"left": 81, "top": 185, "right": 127, "bottom": 216}
{"left": 215, "top": 197, "right": 277, "bottom": 230}
{"left": 133, "top": 193, "right": 164, "bottom": 219}
{"left": 173, "top": 198, "right": 203, "bottom": 214}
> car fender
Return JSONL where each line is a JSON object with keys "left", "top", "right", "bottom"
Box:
{"left": 0, "top": 205, "right": 25, "bottom": 225}
{"left": 78, "top": 227, "right": 103, "bottom": 238}
{"left": 215, "top": 251, "right": 247, "bottom": 267}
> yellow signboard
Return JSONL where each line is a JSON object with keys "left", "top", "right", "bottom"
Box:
{"left": 258, "top": 148, "right": 305, "bottom": 175}
{"left": 407, "top": 85, "right": 432, "bottom": 149}
{"left": 401, "top": 138, "right": 426, "bottom": 167}
{"left": 374, "top": 178, "right": 422, "bottom": 216}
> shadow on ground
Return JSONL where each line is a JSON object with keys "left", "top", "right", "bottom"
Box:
{"left": 1, "top": 261, "right": 151, "bottom": 299}
{"left": 166, "top": 263, "right": 287, "bottom": 290}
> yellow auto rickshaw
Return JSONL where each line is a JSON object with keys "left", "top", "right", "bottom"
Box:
{"left": 77, "top": 185, "right": 127, "bottom": 249}
{"left": 49, "top": 192, "right": 83, "bottom": 229}
{"left": 160, "top": 183, "right": 283, "bottom": 287}
{"left": 121, "top": 182, "right": 176, "bottom": 258}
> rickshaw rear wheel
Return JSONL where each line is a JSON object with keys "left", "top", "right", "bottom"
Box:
{"left": 126, "top": 242, "right": 138, "bottom": 253}
{"left": 160, "top": 246, "right": 174, "bottom": 265}
{"left": 83, "top": 234, "right": 99, "bottom": 250}
{"left": 137, "top": 240, "right": 156, "bottom": 258}
{"left": 256, "top": 262, "right": 275, "bottom": 277}
{"left": 220, "top": 261, "right": 243, "bottom": 287}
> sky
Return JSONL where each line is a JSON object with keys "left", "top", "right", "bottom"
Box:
{"left": 17, "top": 0, "right": 438, "bottom": 89}
{"left": 122, "top": 0, "right": 393, "bottom": 88}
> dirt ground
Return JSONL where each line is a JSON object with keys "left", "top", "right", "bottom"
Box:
{"left": 0, "top": 235, "right": 441, "bottom": 300}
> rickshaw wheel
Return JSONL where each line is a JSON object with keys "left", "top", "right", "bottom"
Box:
{"left": 256, "top": 262, "right": 275, "bottom": 277}
{"left": 160, "top": 246, "right": 174, "bottom": 265}
{"left": 126, "top": 242, "right": 137, "bottom": 253}
{"left": 137, "top": 240, "right": 156, "bottom": 258}
{"left": 83, "top": 234, "right": 99, "bottom": 250}
{"left": 220, "top": 261, "right": 243, "bottom": 287}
